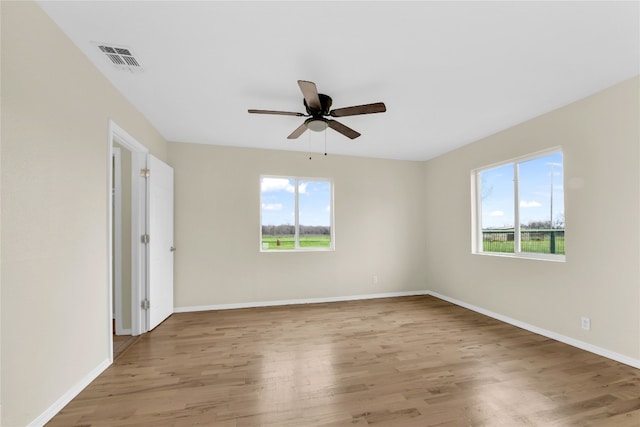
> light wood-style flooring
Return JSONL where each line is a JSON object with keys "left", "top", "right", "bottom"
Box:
{"left": 47, "top": 296, "right": 640, "bottom": 426}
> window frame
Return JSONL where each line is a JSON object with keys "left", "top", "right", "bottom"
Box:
{"left": 259, "top": 175, "right": 334, "bottom": 252}
{"left": 472, "top": 148, "right": 565, "bottom": 262}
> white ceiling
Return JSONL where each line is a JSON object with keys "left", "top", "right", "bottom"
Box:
{"left": 38, "top": 1, "right": 639, "bottom": 161}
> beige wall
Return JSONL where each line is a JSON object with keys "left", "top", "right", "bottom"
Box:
{"left": 1, "top": 2, "right": 168, "bottom": 426}
{"left": 167, "top": 143, "right": 427, "bottom": 308}
{"left": 423, "top": 76, "right": 640, "bottom": 360}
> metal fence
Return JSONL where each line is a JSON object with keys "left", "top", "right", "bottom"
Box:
{"left": 482, "top": 229, "right": 565, "bottom": 254}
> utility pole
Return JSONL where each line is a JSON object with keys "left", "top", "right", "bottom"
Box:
{"left": 550, "top": 163, "right": 554, "bottom": 228}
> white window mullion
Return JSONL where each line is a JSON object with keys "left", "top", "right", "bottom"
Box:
{"left": 294, "top": 179, "right": 300, "bottom": 250}
{"left": 514, "top": 163, "right": 520, "bottom": 254}
{"left": 330, "top": 182, "right": 335, "bottom": 250}
{"left": 475, "top": 171, "right": 484, "bottom": 253}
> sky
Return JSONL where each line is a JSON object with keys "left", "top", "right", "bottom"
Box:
{"left": 261, "top": 177, "right": 331, "bottom": 227}
{"left": 480, "top": 152, "right": 564, "bottom": 229}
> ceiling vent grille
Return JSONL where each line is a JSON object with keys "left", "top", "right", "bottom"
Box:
{"left": 95, "top": 43, "right": 143, "bottom": 73}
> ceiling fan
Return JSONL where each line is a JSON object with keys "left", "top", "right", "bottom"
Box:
{"left": 248, "top": 80, "right": 386, "bottom": 140}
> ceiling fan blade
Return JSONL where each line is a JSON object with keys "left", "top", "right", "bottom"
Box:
{"left": 297, "top": 80, "right": 321, "bottom": 110}
{"left": 330, "top": 102, "right": 386, "bottom": 117}
{"left": 287, "top": 123, "right": 308, "bottom": 139}
{"left": 327, "top": 120, "right": 361, "bottom": 139}
{"left": 248, "top": 109, "right": 305, "bottom": 116}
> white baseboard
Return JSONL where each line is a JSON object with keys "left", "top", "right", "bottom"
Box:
{"left": 28, "top": 358, "right": 111, "bottom": 427}
{"left": 427, "top": 291, "right": 640, "bottom": 370}
{"left": 173, "top": 290, "right": 431, "bottom": 313}
{"left": 115, "top": 328, "right": 132, "bottom": 336}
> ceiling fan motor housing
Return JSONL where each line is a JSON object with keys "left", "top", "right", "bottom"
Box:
{"left": 304, "top": 93, "right": 333, "bottom": 116}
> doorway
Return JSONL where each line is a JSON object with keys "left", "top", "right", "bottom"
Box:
{"left": 108, "top": 121, "right": 148, "bottom": 362}
{"left": 107, "top": 120, "right": 175, "bottom": 362}
{"left": 112, "top": 145, "right": 136, "bottom": 358}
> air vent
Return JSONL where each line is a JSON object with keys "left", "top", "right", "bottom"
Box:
{"left": 94, "top": 43, "right": 143, "bottom": 73}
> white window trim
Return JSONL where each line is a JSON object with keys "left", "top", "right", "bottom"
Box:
{"left": 472, "top": 147, "right": 565, "bottom": 262}
{"left": 260, "top": 175, "right": 334, "bottom": 252}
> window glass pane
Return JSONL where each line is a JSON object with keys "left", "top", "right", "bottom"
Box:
{"left": 298, "top": 180, "right": 331, "bottom": 248}
{"left": 479, "top": 163, "right": 515, "bottom": 253}
{"left": 261, "top": 177, "right": 295, "bottom": 250}
{"left": 518, "top": 152, "right": 564, "bottom": 254}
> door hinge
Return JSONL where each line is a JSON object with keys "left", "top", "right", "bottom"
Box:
{"left": 141, "top": 299, "right": 150, "bottom": 310}
{"left": 140, "top": 168, "right": 150, "bottom": 178}
{"left": 141, "top": 234, "right": 150, "bottom": 244}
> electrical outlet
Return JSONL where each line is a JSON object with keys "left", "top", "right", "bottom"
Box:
{"left": 581, "top": 316, "right": 591, "bottom": 331}
{"left": 372, "top": 275, "right": 378, "bottom": 284}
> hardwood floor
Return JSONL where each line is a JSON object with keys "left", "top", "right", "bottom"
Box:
{"left": 47, "top": 296, "right": 640, "bottom": 426}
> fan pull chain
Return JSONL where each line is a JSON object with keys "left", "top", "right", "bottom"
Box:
{"left": 324, "top": 129, "right": 327, "bottom": 156}
{"left": 308, "top": 131, "right": 312, "bottom": 160}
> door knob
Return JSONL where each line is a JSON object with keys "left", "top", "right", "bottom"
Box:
{"left": 170, "top": 246, "right": 176, "bottom": 252}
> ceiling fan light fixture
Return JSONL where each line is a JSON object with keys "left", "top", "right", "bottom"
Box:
{"left": 305, "top": 117, "right": 328, "bottom": 132}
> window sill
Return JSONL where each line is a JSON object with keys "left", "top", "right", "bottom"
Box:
{"left": 473, "top": 251, "right": 565, "bottom": 262}
{"left": 260, "top": 247, "right": 335, "bottom": 253}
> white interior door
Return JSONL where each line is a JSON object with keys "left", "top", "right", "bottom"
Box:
{"left": 147, "top": 154, "right": 174, "bottom": 330}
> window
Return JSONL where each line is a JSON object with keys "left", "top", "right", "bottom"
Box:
{"left": 473, "top": 149, "right": 565, "bottom": 261}
{"left": 260, "top": 176, "right": 333, "bottom": 251}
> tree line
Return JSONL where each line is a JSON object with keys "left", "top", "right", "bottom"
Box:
{"left": 262, "top": 224, "right": 330, "bottom": 235}
{"left": 521, "top": 218, "right": 565, "bottom": 229}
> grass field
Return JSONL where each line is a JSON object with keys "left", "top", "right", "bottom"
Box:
{"left": 262, "top": 235, "right": 331, "bottom": 250}
{"left": 263, "top": 234, "right": 563, "bottom": 253}
{"left": 483, "top": 237, "right": 565, "bottom": 254}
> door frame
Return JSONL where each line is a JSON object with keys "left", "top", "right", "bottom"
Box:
{"left": 107, "top": 121, "right": 149, "bottom": 361}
